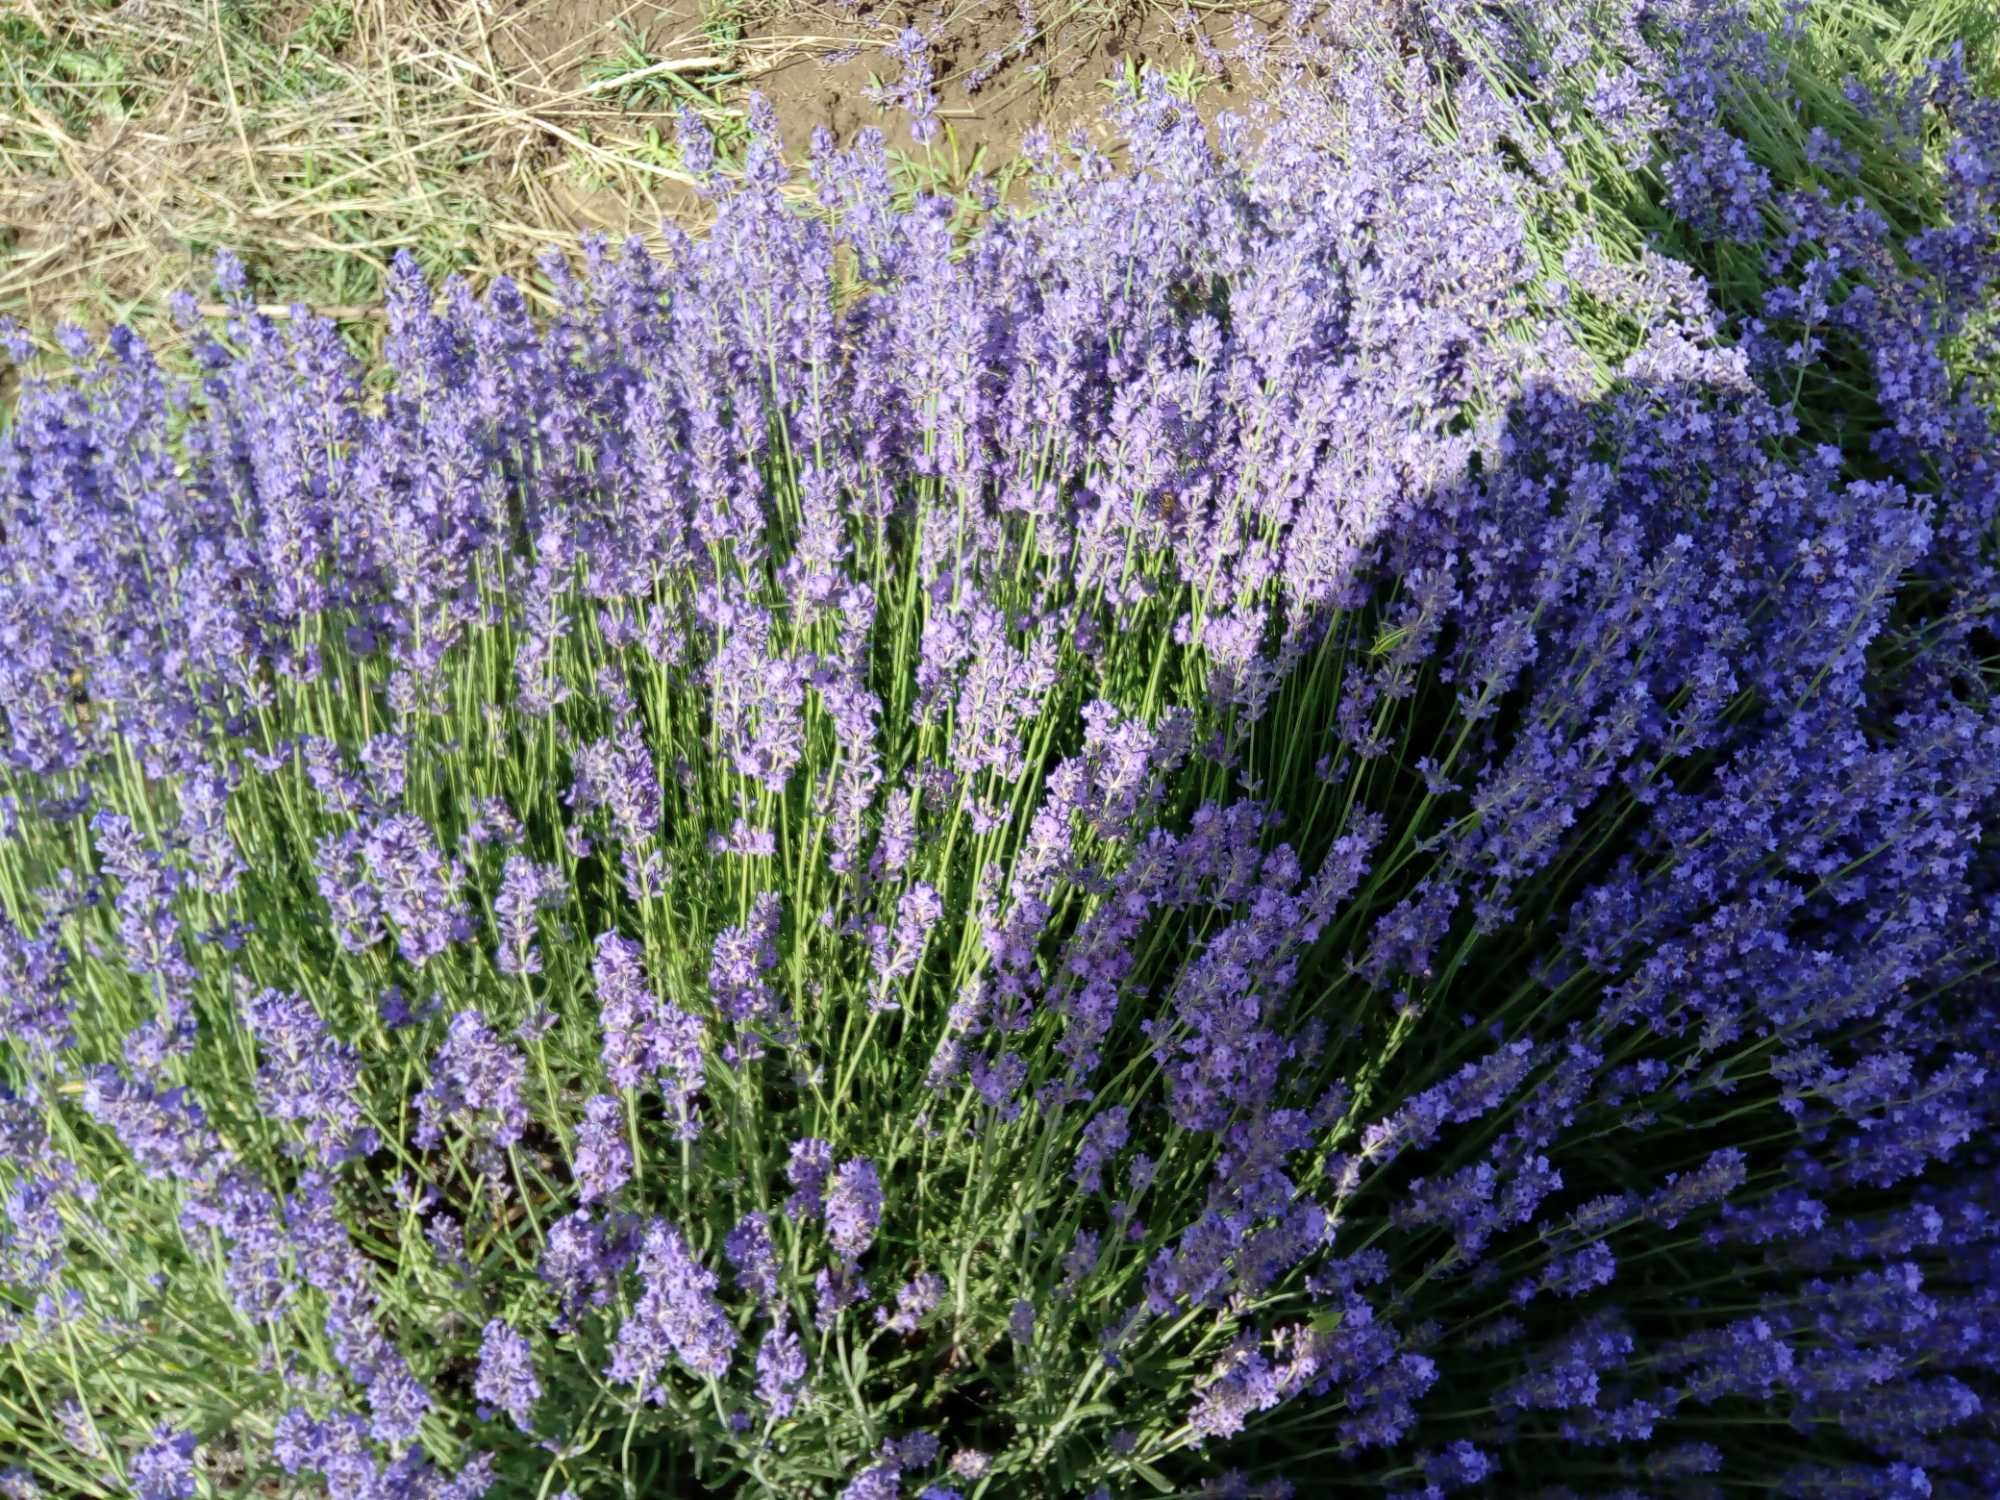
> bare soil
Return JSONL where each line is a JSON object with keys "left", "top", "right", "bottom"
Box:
{"left": 745, "top": 0, "right": 1266, "bottom": 163}
{"left": 489, "top": 0, "right": 716, "bottom": 92}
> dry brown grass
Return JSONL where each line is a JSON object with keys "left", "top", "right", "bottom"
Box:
{"left": 0, "top": 0, "right": 853, "bottom": 360}
{"left": 0, "top": 0, "right": 1262, "bottom": 378}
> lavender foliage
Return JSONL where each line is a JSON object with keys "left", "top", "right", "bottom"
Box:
{"left": 0, "top": 9, "right": 1997, "bottom": 1496}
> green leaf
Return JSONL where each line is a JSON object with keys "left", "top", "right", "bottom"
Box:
{"left": 1369, "top": 623, "right": 1410, "bottom": 657}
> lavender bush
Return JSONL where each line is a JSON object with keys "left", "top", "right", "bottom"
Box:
{"left": 1, "top": 4, "right": 1997, "bottom": 1497}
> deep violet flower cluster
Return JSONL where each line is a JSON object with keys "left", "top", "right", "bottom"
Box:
{"left": 0, "top": 5, "right": 1997, "bottom": 1497}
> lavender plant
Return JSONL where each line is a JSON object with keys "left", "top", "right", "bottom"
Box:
{"left": 0, "top": 7, "right": 1996, "bottom": 1499}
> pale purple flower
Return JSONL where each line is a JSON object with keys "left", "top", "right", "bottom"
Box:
{"left": 493, "top": 856, "right": 564, "bottom": 977}
{"left": 881, "top": 1272, "right": 946, "bottom": 1334}
{"left": 755, "top": 1317, "right": 807, "bottom": 1418}
{"left": 4, "top": 37, "right": 2000, "bottom": 1493}
{"left": 129, "top": 1426, "right": 197, "bottom": 1500}
{"left": 1072, "top": 1107, "right": 1131, "bottom": 1194}
{"left": 786, "top": 1138, "right": 834, "bottom": 1216}
{"left": 709, "top": 892, "right": 783, "bottom": 1026}
{"left": 0, "top": 915, "right": 72, "bottom": 1056}
{"left": 540, "top": 1210, "right": 633, "bottom": 1328}
{"left": 1645, "top": 1148, "right": 1749, "bottom": 1229}
{"left": 825, "top": 1158, "right": 883, "bottom": 1259}
{"left": 594, "top": 932, "right": 657, "bottom": 1091}
{"left": 710, "top": 818, "right": 778, "bottom": 859}
{"left": 78, "top": 1067, "right": 224, "bottom": 1188}
{"left": 608, "top": 1218, "right": 736, "bottom": 1387}
{"left": 360, "top": 813, "right": 471, "bottom": 967}
{"left": 475, "top": 1318, "right": 540, "bottom": 1431}
{"left": 843, "top": 1461, "right": 902, "bottom": 1500}
{"left": 413, "top": 1010, "right": 529, "bottom": 1154}
{"left": 1007, "top": 1299, "right": 1035, "bottom": 1344}
{"left": 240, "top": 988, "right": 375, "bottom": 1164}
{"left": 365, "top": 1360, "right": 431, "bottom": 1445}
{"left": 724, "top": 1211, "right": 781, "bottom": 1305}
{"left": 865, "top": 27, "right": 940, "bottom": 145}
{"left": 569, "top": 722, "right": 662, "bottom": 846}
{"left": 869, "top": 883, "right": 943, "bottom": 1010}
{"left": 593, "top": 932, "right": 705, "bottom": 1132}
{"left": 813, "top": 1259, "right": 870, "bottom": 1330}
{"left": 573, "top": 1094, "right": 633, "bottom": 1204}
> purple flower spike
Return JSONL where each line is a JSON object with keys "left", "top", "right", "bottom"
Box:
{"left": 755, "top": 1317, "right": 807, "bottom": 1419}
{"left": 414, "top": 1010, "right": 529, "bottom": 1155}
{"left": 129, "top": 1426, "right": 197, "bottom": 1500}
{"left": 825, "top": 1158, "right": 883, "bottom": 1259}
{"left": 608, "top": 1218, "right": 737, "bottom": 1389}
{"left": 240, "top": 988, "right": 374, "bottom": 1164}
{"left": 573, "top": 1094, "right": 634, "bottom": 1205}
{"left": 475, "top": 1318, "right": 541, "bottom": 1432}
{"left": 360, "top": 813, "right": 471, "bottom": 968}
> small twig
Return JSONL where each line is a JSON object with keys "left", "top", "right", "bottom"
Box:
{"left": 207, "top": 0, "right": 268, "bottom": 205}
{"left": 580, "top": 55, "right": 728, "bottom": 96}
{"left": 465, "top": 0, "right": 500, "bottom": 82}
{"left": 194, "top": 301, "right": 385, "bottom": 320}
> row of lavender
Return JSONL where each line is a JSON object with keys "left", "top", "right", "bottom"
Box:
{"left": 1, "top": 2, "right": 1996, "bottom": 1497}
